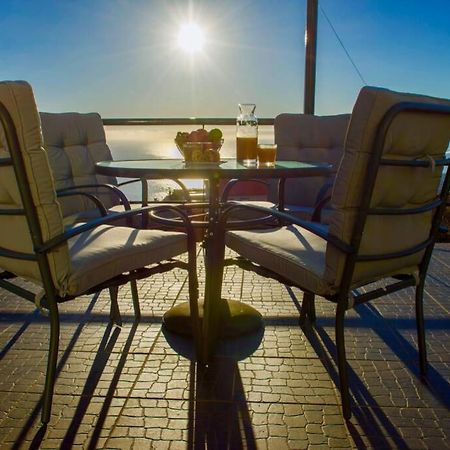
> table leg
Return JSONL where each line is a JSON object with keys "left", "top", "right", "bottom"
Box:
{"left": 163, "top": 175, "right": 262, "bottom": 361}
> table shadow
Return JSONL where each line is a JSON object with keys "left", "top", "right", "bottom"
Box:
{"left": 163, "top": 326, "right": 264, "bottom": 449}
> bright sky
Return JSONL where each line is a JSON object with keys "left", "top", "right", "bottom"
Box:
{"left": 1, "top": 0, "right": 449, "bottom": 117}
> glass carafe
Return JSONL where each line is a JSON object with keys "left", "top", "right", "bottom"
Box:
{"left": 236, "top": 103, "right": 258, "bottom": 166}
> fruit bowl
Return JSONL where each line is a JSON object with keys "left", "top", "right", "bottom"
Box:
{"left": 174, "top": 128, "right": 224, "bottom": 163}
{"left": 175, "top": 139, "right": 224, "bottom": 163}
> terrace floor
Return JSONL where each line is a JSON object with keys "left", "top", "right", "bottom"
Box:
{"left": 0, "top": 245, "right": 449, "bottom": 449}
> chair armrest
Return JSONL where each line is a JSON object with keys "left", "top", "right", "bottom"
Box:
{"left": 221, "top": 179, "right": 270, "bottom": 202}
{"left": 311, "top": 194, "right": 332, "bottom": 223}
{"left": 57, "top": 183, "right": 132, "bottom": 210}
{"left": 222, "top": 201, "right": 354, "bottom": 254}
{"left": 315, "top": 179, "right": 334, "bottom": 204}
{"left": 116, "top": 178, "right": 141, "bottom": 188}
{"left": 275, "top": 173, "right": 337, "bottom": 224}
{"left": 56, "top": 190, "right": 108, "bottom": 216}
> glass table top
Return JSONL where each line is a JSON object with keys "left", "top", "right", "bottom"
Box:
{"left": 96, "top": 158, "right": 332, "bottom": 179}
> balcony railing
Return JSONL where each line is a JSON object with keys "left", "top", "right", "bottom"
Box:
{"left": 102, "top": 117, "right": 275, "bottom": 126}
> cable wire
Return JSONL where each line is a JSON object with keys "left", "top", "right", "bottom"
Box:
{"left": 320, "top": 6, "right": 367, "bottom": 85}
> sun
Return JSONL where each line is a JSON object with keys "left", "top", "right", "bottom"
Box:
{"left": 177, "top": 22, "right": 205, "bottom": 54}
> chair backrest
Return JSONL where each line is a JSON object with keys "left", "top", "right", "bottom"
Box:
{"left": 273, "top": 113, "right": 350, "bottom": 206}
{"left": 326, "top": 86, "right": 450, "bottom": 289}
{"left": 0, "top": 81, "right": 70, "bottom": 291}
{"left": 40, "top": 112, "right": 119, "bottom": 217}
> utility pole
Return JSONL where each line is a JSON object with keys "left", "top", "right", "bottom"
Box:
{"left": 304, "top": 0, "right": 318, "bottom": 115}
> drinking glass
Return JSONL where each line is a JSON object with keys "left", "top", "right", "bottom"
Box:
{"left": 257, "top": 143, "right": 277, "bottom": 167}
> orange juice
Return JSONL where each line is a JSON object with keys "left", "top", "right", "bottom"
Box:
{"left": 257, "top": 144, "right": 277, "bottom": 166}
{"left": 236, "top": 136, "right": 257, "bottom": 162}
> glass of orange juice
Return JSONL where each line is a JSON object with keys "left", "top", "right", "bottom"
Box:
{"left": 257, "top": 143, "right": 277, "bottom": 167}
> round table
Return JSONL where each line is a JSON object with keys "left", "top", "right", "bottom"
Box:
{"left": 96, "top": 158, "right": 332, "bottom": 359}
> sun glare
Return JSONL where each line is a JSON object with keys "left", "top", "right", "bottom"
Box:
{"left": 177, "top": 22, "right": 205, "bottom": 54}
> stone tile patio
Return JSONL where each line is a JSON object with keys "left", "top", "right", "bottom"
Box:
{"left": 0, "top": 245, "right": 449, "bottom": 449}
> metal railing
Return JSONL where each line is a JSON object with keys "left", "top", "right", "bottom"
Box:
{"left": 102, "top": 117, "right": 275, "bottom": 126}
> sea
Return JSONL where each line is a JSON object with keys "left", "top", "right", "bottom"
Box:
{"left": 105, "top": 124, "right": 449, "bottom": 202}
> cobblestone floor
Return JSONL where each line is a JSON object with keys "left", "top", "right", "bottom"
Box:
{"left": 0, "top": 246, "right": 449, "bottom": 449}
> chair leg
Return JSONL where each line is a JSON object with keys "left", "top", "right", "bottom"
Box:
{"left": 109, "top": 286, "right": 122, "bottom": 326}
{"left": 415, "top": 281, "right": 428, "bottom": 376}
{"left": 41, "top": 300, "right": 60, "bottom": 424}
{"left": 130, "top": 279, "right": 141, "bottom": 320}
{"left": 336, "top": 301, "right": 351, "bottom": 420}
{"left": 300, "top": 291, "right": 316, "bottom": 325}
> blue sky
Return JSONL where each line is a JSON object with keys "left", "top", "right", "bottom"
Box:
{"left": 1, "top": 0, "right": 449, "bottom": 117}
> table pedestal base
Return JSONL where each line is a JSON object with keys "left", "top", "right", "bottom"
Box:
{"left": 163, "top": 299, "right": 262, "bottom": 338}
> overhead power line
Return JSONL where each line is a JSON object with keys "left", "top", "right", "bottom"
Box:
{"left": 320, "top": 6, "right": 367, "bottom": 85}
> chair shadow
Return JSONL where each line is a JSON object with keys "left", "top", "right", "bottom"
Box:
{"left": 164, "top": 326, "right": 264, "bottom": 449}
{"left": 0, "top": 309, "right": 40, "bottom": 361}
{"left": 299, "top": 320, "right": 411, "bottom": 449}
{"left": 12, "top": 293, "right": 100, "bottom": 450}
{"left": 54, "top": 319, "right": 140, "bottom": 449}
{"left": 59, "top": 323, "right": 122, "bottom": 448}
{"left": 297, "top": 292, "right": 450, "bottom": 449}
{"left": 86, "top": 322, "right": 138, "bottom": 449}
{"left": 356, "top": 302, "right": 450, "bottom": 409}
{"left": 284, "top": 287, "right": 412, "bottom": 448}
{"left": 23, "top": 315, "right": 142, "bottom": 449}
{"left": 23, "top": 318, "right": 139, "bottom": 449}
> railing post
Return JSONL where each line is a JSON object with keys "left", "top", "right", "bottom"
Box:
{"left": 304, "top": 0, "right": 318, "bottom": 115}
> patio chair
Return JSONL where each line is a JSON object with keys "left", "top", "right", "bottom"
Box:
{"left": 0, "top": 80, "right": 201, "bottom": 424}
{"left": 222, "top": 86, "right": 450, "bottom": 419}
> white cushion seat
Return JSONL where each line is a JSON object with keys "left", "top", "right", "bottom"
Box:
{"left": 226, "top": 225, "right": 332, "bottom": 296}
{"left": 66, "top": 225, "right": 186, "bottom": 296}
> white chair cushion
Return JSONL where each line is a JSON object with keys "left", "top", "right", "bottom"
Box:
{"left": 226, "top": 225, "right": 333, "bottom": 296}
{"left": 66, "top": 225, "right": 187, "bottom": 296}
